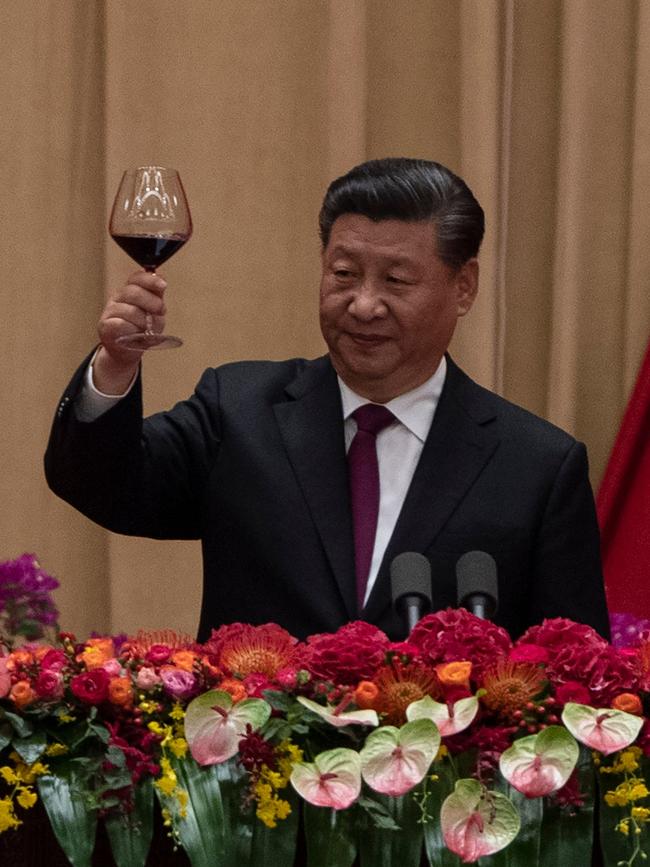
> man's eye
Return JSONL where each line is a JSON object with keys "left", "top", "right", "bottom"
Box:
{"left": 334, "top": 269, "right": 353, "bottom": 278}
{"left": 386, "top": 274, "right": 406, "bottom": 284}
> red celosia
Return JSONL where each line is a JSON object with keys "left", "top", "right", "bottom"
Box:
{"left": 509, "top": 644, "right": 550, "bottom": 665}
{"left": 238, "top": 725, "right": 277, "bottom": 773}
{"left": 409, "top": 609, "right": 512, "bottom": 680}
{"left": 517, "top": 618, "right": 606, "bottom": 657}
{"left": 546, "top": 643, "right": 638, "bottom": 707}
{"left": 303, "top": 621, "right": 389, "bottom": 686}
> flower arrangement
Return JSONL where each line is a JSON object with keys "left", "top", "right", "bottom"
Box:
{"left": 1, "top": 558, "right": 649, "bottom": 866}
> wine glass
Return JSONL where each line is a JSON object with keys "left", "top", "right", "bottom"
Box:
{"left": 109, "top": 166, "right": 192, "bottom": 349}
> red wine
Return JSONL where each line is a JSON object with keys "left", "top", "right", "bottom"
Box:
{"left": 111, "top": 233, "right": 188, "bottom": 270}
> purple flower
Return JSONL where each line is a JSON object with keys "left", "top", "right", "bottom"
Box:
{"left": 160, "top": 665, "right": 197, "bottom": 699}
{"left": 0, "top": 554, "right": 59, "bottom": 640}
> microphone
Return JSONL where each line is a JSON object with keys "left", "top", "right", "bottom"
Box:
{"left": 391, "top": 552, "right": 433, "bottom": 636}
{"left": 456, "top": 551, "right": 498, "bottom": 620}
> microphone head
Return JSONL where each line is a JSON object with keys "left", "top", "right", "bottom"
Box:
{"left": 390, "top": 552, "right": 432, "bottom": 610}
{"left": 456, "top": 551, "right": 498, "bottom": 616}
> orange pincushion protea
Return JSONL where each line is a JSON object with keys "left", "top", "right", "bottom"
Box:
{"left": 206, "top": 623, "right": 301, "bottom": 679}
{"left": 371, "top": 661, "right": 441, "bottom": 726}
{"left": 121, "top": 629, "right": 198, "bottom": 660}
{"left": 481, "top": 659, "right": 546, "bottom": 717}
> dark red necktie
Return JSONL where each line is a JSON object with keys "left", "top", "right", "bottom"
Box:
{"left": 348, "top": 404, "right": 396, "bottom": 609}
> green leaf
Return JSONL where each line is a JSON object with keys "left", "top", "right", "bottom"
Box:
{"left": 104, "top": 777, "right": 154, "bottom": 867}
{"left": 12, "top": 729, "right": 47, "bottom": 764}
{"left": 38, "top": 764, "right": 97, "bottom": 867}
{"left": 156, "top": 751, "right": 227, "bottom": 867}
{"left": 303, "top": 802, "right": 358, "bottom": 867}
{"left": 357, "top": 794, "right": 401, "bottom": 831}
{"left": 4, "top": 709, "right": 34, "bottom": 738}
{"left": 0, "top": 723, "right": 12, "bottom": 752}
{"left": 359, "top": 787, "right": 424, "bottom": 867}
{"left": 539, "top": 746, "right": 595, "bottom": 867}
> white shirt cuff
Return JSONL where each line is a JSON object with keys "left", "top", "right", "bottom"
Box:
{"left": 74, "top": 350, "right": 138, "bottom": 422}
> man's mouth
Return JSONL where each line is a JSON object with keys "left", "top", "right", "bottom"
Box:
{"left": 346, "top": 332, "right": 390, "bottom": 348}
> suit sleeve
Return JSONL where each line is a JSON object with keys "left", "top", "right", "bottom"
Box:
{"left": 529, "top": 440, "right": 610, "bottom": 639}
{"left": 44, "top": 355, "right": 222, "bottom": 540}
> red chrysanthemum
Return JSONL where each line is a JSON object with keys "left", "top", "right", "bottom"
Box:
{"left": 204, "top": 622, "right": 301, "bottom": 679}
{"left": 408, "top": 609, "right": 512, "bottom": 680}
{"left": 304, "top": 621, "right": 390, "bottom": 686}
{"left": 546, "top": 642, "right": 638, "bottom": 707}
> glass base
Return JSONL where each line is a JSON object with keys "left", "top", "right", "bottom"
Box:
{"left": 115, "top": 332, "right": 183, "bottom": 351}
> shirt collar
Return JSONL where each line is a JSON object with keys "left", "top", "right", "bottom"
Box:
{"left": 337, "top": 356, "right": 447, "bottom": 442}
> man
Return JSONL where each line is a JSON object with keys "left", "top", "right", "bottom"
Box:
{"left": 45, "top": 157, "right": 610, "bottom": 642}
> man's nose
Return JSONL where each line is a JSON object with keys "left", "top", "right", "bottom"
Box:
{"left": 347, "top": 282, "right": 386, "bottom": 320}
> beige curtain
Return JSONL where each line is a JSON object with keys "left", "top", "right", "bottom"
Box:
{"left": 1, "top": 0, "right": 648, "bottom": 638}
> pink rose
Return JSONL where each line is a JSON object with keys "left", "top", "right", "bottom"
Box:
{"left": 102, "top": 658, "right": 123, "bottom": 677}
{"left": 160, "top": 666, "right": 197, "bottom": 699}
{"left": 40, "top": 649, "right": 67, "bottom": 672}
{"left": 34, "top": 669, "right": 64, "bottom": 700}
{"left": 136, "top": 666, "right": 161, "bottom": 690}
{"left": 0, "top": 657, "right": 11, "bottom": 699}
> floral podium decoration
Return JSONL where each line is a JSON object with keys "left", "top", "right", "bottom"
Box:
{"left": 1, "top": 555, "right": 650, "bottom": 866}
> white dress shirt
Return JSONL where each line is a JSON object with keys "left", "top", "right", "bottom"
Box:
{"left": 76, "top": 354, "right": 447, "bottom": 605}
{"left": 339, "top": 357, "right": 446, "bottom": 604}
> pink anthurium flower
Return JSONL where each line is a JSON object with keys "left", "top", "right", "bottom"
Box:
{"left": 499, "top": 726, "right": 579, "bottom": 797}
{"left": 561, "top": 702, "right": 644, "bottom": 755}
{"left": 406, "top": 694, "right": 479, "bottom": 737}
{"left": 360, "top": 718, "right": 440, "bottom": 796}
{"left": 297, "top": 696, "right": 379, "bottom": 728}
{"left": 184, "top": 689, "right": 271, "bottom": 765}
{"left": 441, "top": 779, "right": 520, "bottom": 863}
{"left": 290, "top": 748, "right": 361, "bottom": 809}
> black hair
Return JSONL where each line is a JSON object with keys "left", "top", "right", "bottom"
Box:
{"left": 318, "top": 157, "right": 485, "bottom": 268}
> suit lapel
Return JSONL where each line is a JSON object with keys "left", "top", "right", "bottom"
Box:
{"left": 363, "top": 358, "right": 501, "bottom": 624}
{"left": 273, "top": 357, "right": 357, "bottom": 620}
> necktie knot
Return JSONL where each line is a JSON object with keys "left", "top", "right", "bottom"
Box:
{"left": 352, "top": 404, "right": 395, "bottom": 436}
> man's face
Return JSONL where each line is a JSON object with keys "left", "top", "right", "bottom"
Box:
{"left": 319, "top": 214, "right": 478, "bottom": 402}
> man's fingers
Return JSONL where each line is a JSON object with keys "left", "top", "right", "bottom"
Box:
{"left": 125, "top": 270, "right": 168, "bottom": 295}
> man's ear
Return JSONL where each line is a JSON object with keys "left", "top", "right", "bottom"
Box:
{"left": 455, "top": 258, "right": 479, "bottom": 317}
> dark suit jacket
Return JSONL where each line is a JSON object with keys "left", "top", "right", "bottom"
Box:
{"left": 44, "top": 353, "right": 610, "bottom": 642}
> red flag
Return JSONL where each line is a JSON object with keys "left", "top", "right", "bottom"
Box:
{"left": 597, "top": 340, "right": 650, "bottom": 616}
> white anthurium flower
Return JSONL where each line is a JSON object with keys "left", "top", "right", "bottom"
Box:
{"left": 360, "top": 718, "right": 440, "bottom": 796}
{"left": 406, "top": 693, "right": 479, "bottom": 737}
{"left": 561, "top": 702, "right": 644, "bottom": 755}
{"left": 290, "top": 748, "right": 362, "bottom": 809}
{"left": 441, "top": 779, "right": 520, "bottom": 863}
{"left": 184, "top": 689, "right": 271, "bottom": 765}
{"left": 499, "top": 726, "right": 579, "bottom": 797}
{"left": 297, "top": 695, "right": 379, "bottom": 728}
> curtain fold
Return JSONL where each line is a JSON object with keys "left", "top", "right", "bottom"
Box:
{"left": 2, "top": 0, "right": 647, "bottom": 635}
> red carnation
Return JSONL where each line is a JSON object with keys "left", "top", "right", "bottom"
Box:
{"left": 70, "top": 668, "right": 110, "bottom": 704}
{"left": 408, "top": 609, "right": 512, "bottom": 680}
{"left": 304, "top": 621, "right": 389, "bottom": 686}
